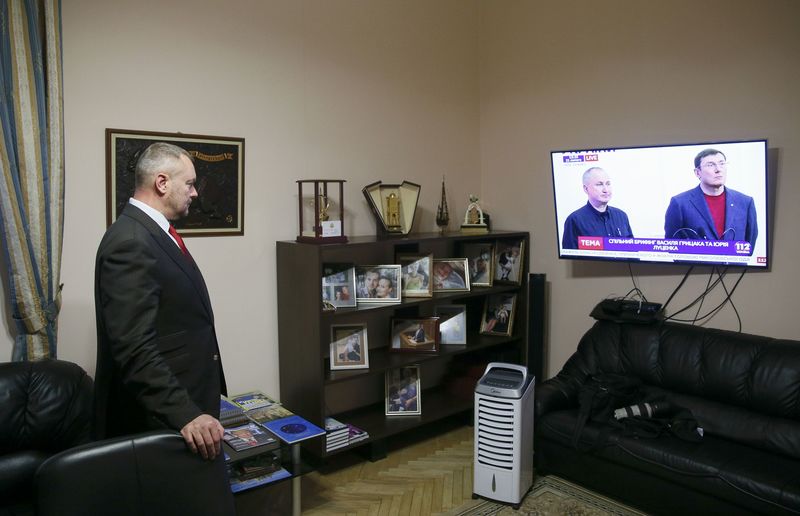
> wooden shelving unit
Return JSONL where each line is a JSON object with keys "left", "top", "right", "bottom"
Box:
{"left": 276, "top": 230, "right": 529, "bottom": 459}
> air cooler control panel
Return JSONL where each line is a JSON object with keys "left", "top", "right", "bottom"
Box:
{"left": 475, "top": 365, "right": 529, "bottom": 398}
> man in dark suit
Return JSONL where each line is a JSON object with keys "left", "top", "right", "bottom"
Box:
{"left": 94, "top": 142, "right": 227, "bottom": 462}
{"left": 664, "top": 148, "right": 758, "bottom": 253}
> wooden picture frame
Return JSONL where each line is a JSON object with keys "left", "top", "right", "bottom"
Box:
{"left": 480, "top": 293, "right": 517, "bottom": 336}
{"left": 434, "top": 304, "right": 467, "bottom": 345}
{"left": 461, "top": 242, "right": 495, "bottom": 287}
{"left": 494, "top": 238, "right": 525, "bottom": 285}
{"left": 330, "top": 324, "right": 369, "bottom": 370}
{"left": 106, "top": 128, "right": 245, "bottom": 236}
{"left": 390, "top": 317, "right": 440, "bottom": 353}
{"left": 432, "top": 258, "right": 470, "bottom": 292}
{"left": 398, "top": 253, "right": 433, "bottom": 298}
{"left": 355, "top": 265, "right": 401, "bottom": 303}
{"left": 385, "top": 365, "right": 421, "bottom": 416}
{"left": 322, "top": 264, "right": 357, "bottom": 308}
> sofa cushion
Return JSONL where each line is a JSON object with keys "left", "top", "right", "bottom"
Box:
{"left": 540, "top": 409, "right": 800, "bottom": 512}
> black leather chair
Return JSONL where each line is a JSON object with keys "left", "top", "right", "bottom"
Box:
{"left": 0, "top": 359, "right": 93, "bottom": 516}
{"left": 35, "top": 430, "right": 236, "bottom": 516}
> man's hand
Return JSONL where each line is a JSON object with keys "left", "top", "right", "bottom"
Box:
{"left": 181, "top": 414, "right": 224, "bottom": 460}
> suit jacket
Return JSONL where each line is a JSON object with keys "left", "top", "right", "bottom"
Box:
{"left": 94, "top": 204, "right": 227, "bottom": 439}
{"left": 664, "top": 185, "right": 758, "bottom": 251}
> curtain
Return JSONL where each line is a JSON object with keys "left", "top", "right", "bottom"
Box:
{"left": 0, "top": 0, "right": 64, "bottom": 360}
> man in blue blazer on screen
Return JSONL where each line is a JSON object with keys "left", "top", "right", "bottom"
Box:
{"left": 664, "top": 148, "right": 758, "bottom": 253}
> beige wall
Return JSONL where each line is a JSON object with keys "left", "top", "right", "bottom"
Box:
{"left": 0, "top": 0, "right": 482, "bottom": 396}
{"left": 2, "top": 0, "right": 799, "bottom": 392}
{"left": 479, "top": 0, "right": 800, "bottom": 374}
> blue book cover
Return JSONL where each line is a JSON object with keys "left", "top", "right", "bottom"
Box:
{"left": 229, "top": 467, "right": 291, "bottom": 493}
{"left": 264, "top": 415, "right": 325, "bottom": 444}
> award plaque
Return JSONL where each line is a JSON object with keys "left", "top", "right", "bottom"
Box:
{"left": 460, "top": 194, "right": 489, "bottom": 234}
{"left": 297, "top": 179, "right": 348, "bottom": 243}
{"left": 362, "top": 180, "right": 421, "bottom": 237}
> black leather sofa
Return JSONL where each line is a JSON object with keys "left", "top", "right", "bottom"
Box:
{"left": 0, "top": 359, "right": 93, "bottom": 516}
{"left": 535, "top": 320, "right": 800, "bottom": 515}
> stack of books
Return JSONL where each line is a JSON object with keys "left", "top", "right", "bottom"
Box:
{"left": 220, "top": 395, "right": 249, "bottom": 427}
{"left": 323, "top": 417, "right": 370, "bottom": 452}
{"left": 325, "top": 417, "right": 350, "bottom": 452}
{"left": 227, "top": 453, "right": 290, "bottom": 493}
{"left": 347, "top": 423, "right": 369, "bottom": 445}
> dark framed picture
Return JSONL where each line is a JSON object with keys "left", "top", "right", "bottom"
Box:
{"left": 462, "top": 242, "right": 495, "bottom": 287}
{"left": 385, "top": 365, "right": 421, "bottom": 416}
{"left": 355, "top": 265, "right": 401, "bottom": 303}
{"left": 432, "top": 258, "right": 470, "bottom": 292}
{"left": 390, "top": 318, "right": 440, "bottom": 353}
{"left": 398, "top": 253, "right": 432, "bottom": 298}
{"left": 434, "top": 304, "right": 467, "bottom": 345}
{"left": 494, "top": 239, "right": 525, "bottom": 284}
{"left": 322, "top": 264, "right": 356, "bottom": 308}
{"left": 106, "top": 129, "right": 245, "bottom": 236}
{"left": 480, "top": 293, "right": 517, "bottom": 336}
{"left": 330, "top": 324, "right": 369, "bottom": 370}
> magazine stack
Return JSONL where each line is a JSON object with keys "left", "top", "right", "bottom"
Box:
{"left": 346, "top": 423, "right": 369, "bottom": 446}
{"left": 325, "top": 417, "right": 349, "bottom": 452}
{"left": 219, "top": 395, "right": 249, "bottom": 427}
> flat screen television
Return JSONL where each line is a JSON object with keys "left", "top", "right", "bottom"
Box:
{"left": 550, "top": 139, "right": 768, "bottom": 267}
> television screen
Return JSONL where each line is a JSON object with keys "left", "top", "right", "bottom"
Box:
{"left": 550, "top": 139, "right": 768, "bottom": 267}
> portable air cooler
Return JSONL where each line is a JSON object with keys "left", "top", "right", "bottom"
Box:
{"left": 472, "top": 362, "right": 535, "bottom": 508}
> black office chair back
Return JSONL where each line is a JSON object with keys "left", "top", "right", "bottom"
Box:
{"left": 35, "top": 430, "right": 235, "bottom": 516}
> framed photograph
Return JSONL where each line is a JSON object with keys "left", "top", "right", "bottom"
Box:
{"left": 322, "top": 264, "right": 356, "bottom": 308}
{"left": 432, "top": 258, "right": 470, "bottom": 292}
{"left": 355, "top": 265, "right": 401, "bottom": 303}
{"left": 480, "top": 293, "right": 517, "bottom": 336}
{"left": 390, "top": 318, "right": 440, "bottom": 353}
{"left": 434, "top": 305, "right": 467, "bottom": 345}
{"left": 330, "top": 324, "right": 369, "bottom": 370}
{"left": 398, "top": 254, "right": 432, "bottom": 298}
{"left": 494, "top": 239, "right": 525, "bottom": 284}
{"left": 385, "top": 365, "right": 421, "bottom": 416}
{"left": 106, "top": 129, "right": 245, "bottom": 236}
{"left": 462, "top": 242, "right": 495, "bottom": 287}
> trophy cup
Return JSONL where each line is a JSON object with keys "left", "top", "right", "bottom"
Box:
{"left": 296, "top": 179, "right": 347, "bottom": 243}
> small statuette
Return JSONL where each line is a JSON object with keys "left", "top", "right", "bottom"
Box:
{"left": 385, "top": 192, "right": 402, "bottom": 231}
{"left": 436, "top": 176, "right": 450, "bottom": 233}
{"left": 461, "top": 194, "right": 489, "bottom": 234}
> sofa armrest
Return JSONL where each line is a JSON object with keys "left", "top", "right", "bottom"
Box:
{"left": 535, "top": 377, "right": 579, "bottom": 418}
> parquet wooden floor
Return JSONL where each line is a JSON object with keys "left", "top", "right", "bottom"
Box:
{"left": 301, "top": 422, "right": 475, "bottom": 516}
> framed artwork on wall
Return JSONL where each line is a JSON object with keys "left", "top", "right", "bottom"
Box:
{"left": 106, "top": 128, "right": 245, "bottom": 236}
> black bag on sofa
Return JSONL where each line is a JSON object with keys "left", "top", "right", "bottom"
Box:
{"left": 573, "top": 373, "right": 702, "bottom": 451}
{"left": 572, "top": 373, "right": 642, "bottom": 450}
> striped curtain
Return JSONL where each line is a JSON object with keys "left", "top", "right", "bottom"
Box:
{"left": 0, "top": 0, "right": 64, "bottom": 360}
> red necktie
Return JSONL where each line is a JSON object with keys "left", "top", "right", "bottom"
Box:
{"left": 168, "top": 225, "right": 191, "bottom": 256}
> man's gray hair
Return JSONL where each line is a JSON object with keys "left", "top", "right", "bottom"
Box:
{"left": 134, "top": 142, "right": 192, "bottom": 189}
{"left": 582, "top": 166, "right": 604, "bottom": 184}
